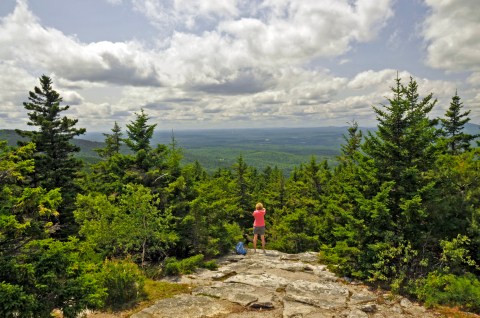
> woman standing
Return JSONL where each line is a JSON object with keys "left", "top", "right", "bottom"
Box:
{"left": 252, "top": 202, "right": 266, "bottom": 253}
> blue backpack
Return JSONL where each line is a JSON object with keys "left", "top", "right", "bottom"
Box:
{"left": 235, "top": 242, "right": 247, "bottom": 255}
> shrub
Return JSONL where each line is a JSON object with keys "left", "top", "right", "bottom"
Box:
{"left": 163, "top": 257, "right": 181, "bottom": 276}
{"left": 163, "top": 254, "right": 217, "bottom": 276}
{"left": 202, "top": 260, "right": 218, "bottom": 270}
{"left": 0, "top": 282, "right": 36, "bottom": 318}
{"left": 98, "top": 258, "right": 145, "bottom": 310}
{"left": 415, "top": 271, "right": 480, "bottom": 313}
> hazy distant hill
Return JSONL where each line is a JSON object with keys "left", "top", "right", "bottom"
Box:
{"left": 0, "top": 129, "right": 106, "bottom": 164}
{"left": 85, "top": 127, "right": 351, "bottom": 173}
{"left": 2, "top": 123, "right": 479, "bottom": 174}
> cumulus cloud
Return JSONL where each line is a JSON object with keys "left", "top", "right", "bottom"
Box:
{"left": 0, "top": 0, "right": 394, "bottom": 95}
{"left": 348, "top": 69, "right": 402, "bottom": 90}
{"left": 219, "top": 0, "right": 393, "bottom": 63}
{"left": 61, "top": 91, "right": 84, "bottom": 105}
{"left": 422, "top": 0, "right": 480, "bottom": 72}
{"left": 2, "top": 0, "right": 474, "bottom": 132}
{"left": 132, "top": 0, "right": 239, "bottom": 32}
{"left": 0, "top": 1, "right": 162, "bottom": 86}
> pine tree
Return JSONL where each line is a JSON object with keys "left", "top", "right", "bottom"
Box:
{"left": 440, "top": 91, "right": 478, "bottom": 154}
{"left": 124, "top": 109, "right": 156, "bottom": 153}
{"left": 16, "top": 75, "right": 86, "bottom": 189}
{"left": 96, "top": 121, "right": 123, "bottom": 158}
{"left": 360, "top": 76, "right": 441, "bottom": 287}
{"left": 363, "top": 76, "right": 438, "bottom": 215}
{"left": 16, "top": 75, "right": 86, "bottom": 236}
{"left": 233, "top": 155, "right": 253, "bottom": 228}
{"left": 339, "top": 121, "right": 362, "bottom": 165}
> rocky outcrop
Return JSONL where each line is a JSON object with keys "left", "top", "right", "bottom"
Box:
{"left": 132, "top": 250, "right": 441, "bottom": 318}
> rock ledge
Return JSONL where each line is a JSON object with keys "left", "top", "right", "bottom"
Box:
{"left": 132, "top": 250, "right": 441, "bottom": 318}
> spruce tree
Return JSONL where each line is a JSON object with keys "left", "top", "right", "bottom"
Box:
{"left": 440, "top": 91, "right": 478, "bottom": 154}
{"left": 361, "top": 76, "right": 440, "bottom": 287}
{"left": 16, "top": 75, "right": 86, "bottom": 237}
{"left": 233, "top": 155, "right": 253, "bottom": 228}
{"left": 339, "top": 120, "right": 362, "bottom": 165}
{"left": 96, "top": 121, "right": 123, "bottom": 158}
{"left": 363, "top": 76, "right": 438, "bottom": 214}
{"left": 124, "top": 108, "right": 156, "bottom": 153}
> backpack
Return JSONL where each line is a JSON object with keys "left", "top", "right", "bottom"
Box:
{"left": 235, "top": 241, "right": 247, "bottom": 255}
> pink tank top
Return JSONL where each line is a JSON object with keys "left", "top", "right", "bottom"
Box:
{"left": 253, "top": 209, "right": 266, "bottom": 227}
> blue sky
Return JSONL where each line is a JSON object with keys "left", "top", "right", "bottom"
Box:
{"left": 0, "top": 0, "right": 479, "bottom": 132}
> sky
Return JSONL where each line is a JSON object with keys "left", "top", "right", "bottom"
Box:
{"left": 0, "top": 0, "right": 479, "bottom": 132}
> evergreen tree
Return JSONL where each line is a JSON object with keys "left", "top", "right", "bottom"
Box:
{"left": 357, "top": 76, "right": 441, "bottom": 287}
{"left": 440, "top": 91, "right": 478, "bottom": 154}
{"left": 339, "top": 121, "right": 362, "bottom": 165}
{"left": 0, "top": 141, "right": 61, "bottom": 254}
{"left": 124, "top": 109, "right": 156, "bottom": 153}
{"left": 16, "top": 75, "right": 86, "bottom": 237}
{"left": 187, "top": 168, "right": 243, "bottom": 256}
{"left": 232, "top": 155, "right": 253, "bottom": 228}
{"left": 363, "top": 76, "right": 438, "bottom": 223}
{"left": 96, "top": 121, "right": 123, "bottom": 158}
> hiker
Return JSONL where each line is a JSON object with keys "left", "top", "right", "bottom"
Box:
{"left": 252, "top": 202, "right": 266, "bottom": 253}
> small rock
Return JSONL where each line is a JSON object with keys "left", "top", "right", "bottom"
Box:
{"left": 360, "top": 303, "right": 377, "bottom": 313}
{"left": 399, "top": 297, "right": 412, "bottom": 308}
{"left": 404, "top": 304, "right": 427, "bottom": 316}
{"left": 391, "top": 304, "right": 403, "bottom": 314}
{"left": 349, "top": 291, "right": 377, "bottom": 305}
{"left": 249, "top": 301, "right": 274, "bottom": 309}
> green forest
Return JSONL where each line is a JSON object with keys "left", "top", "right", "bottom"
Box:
{"left": 1, "top": 74, "right": 480, "bottom": 317}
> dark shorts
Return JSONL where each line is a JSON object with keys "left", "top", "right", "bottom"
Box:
{"left": 253, "top": 226, "right": 265, "bottom": 235}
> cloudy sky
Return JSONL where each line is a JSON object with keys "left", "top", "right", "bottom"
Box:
{"left": 0, "top": 0, "right": 479, "bottom": 132}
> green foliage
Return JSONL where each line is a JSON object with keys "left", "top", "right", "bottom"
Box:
{"left": 1, "top": 142, "right": 62, "bottom": 250}
{"left": 163, "top": 254, "right": 215, "bottom": 276}
{"left": 124, "top": 108, "right": 156, "bottom": 153}
{"left": 15, "top": 75, "right": 86, "bottom": 237}
{"left": 98, "top": 258, "right": 145, "bottom": 310}
{"left": 0, "top": 238, "right": 106, "bottom": 318}
{"left": 95, "top": 121, "right": 123, "bottom": 158}
{"left": 202, "top": 260, "right": 218, "bottom": 270}
{"left": 439, "top": 235, "right": 478, "bottom": 274}
{"left": 269, "top": 208, "right": 320, "bottom": 253}
{"left": 75, "top": 184, "right": 177, "bottom": 264}
{"left": 440, "top": 91, "right": 478, "bottom": 154}
{"left": 0, "top": 282, "right": 36, "bottom": 318}
{"left": 415, "top": 272, "right": 480, "bottom": 312}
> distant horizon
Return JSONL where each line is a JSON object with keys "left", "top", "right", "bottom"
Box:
{"left": 3, "top": 122, "right": 479, "bottom": 136}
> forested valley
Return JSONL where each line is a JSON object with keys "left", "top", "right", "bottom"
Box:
{"left": 1, "top": 74, "right": 480, "bottom": 317}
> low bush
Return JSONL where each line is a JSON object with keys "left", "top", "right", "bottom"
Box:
{"left": 163, "top": 254, "right": 217, "bottom": 276}
{"left": 99, "top": 258, "right": 146, "bottom": 310}
{"left": 414, "top": 271, "right": 480, "bottom": 313}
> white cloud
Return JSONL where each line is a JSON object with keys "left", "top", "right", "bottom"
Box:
{"left": 0, "top": 0, "right": 395, "bottom": 95}
{"left": 61, "top": 91, "right": 84, "bottom": 105}
{"left": 132, "top": 0, "right": 239, "bottom": 32}
{"left": 219, "top": 0, "right": 393, "bottom": 63}
{"left": 2, "top": 0, "right": 474, "bottom": 132}
{"left": 348, "top": 69, "right": 404, "bottom": 90}
{"left": 422, "top": 0, "right": 480, "bottom": 72}
{"left": 467, "top": 72, "right": 480, "bottom": 87}
{"left": 0, "top": 2, "right": 162, "bottom": 86}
